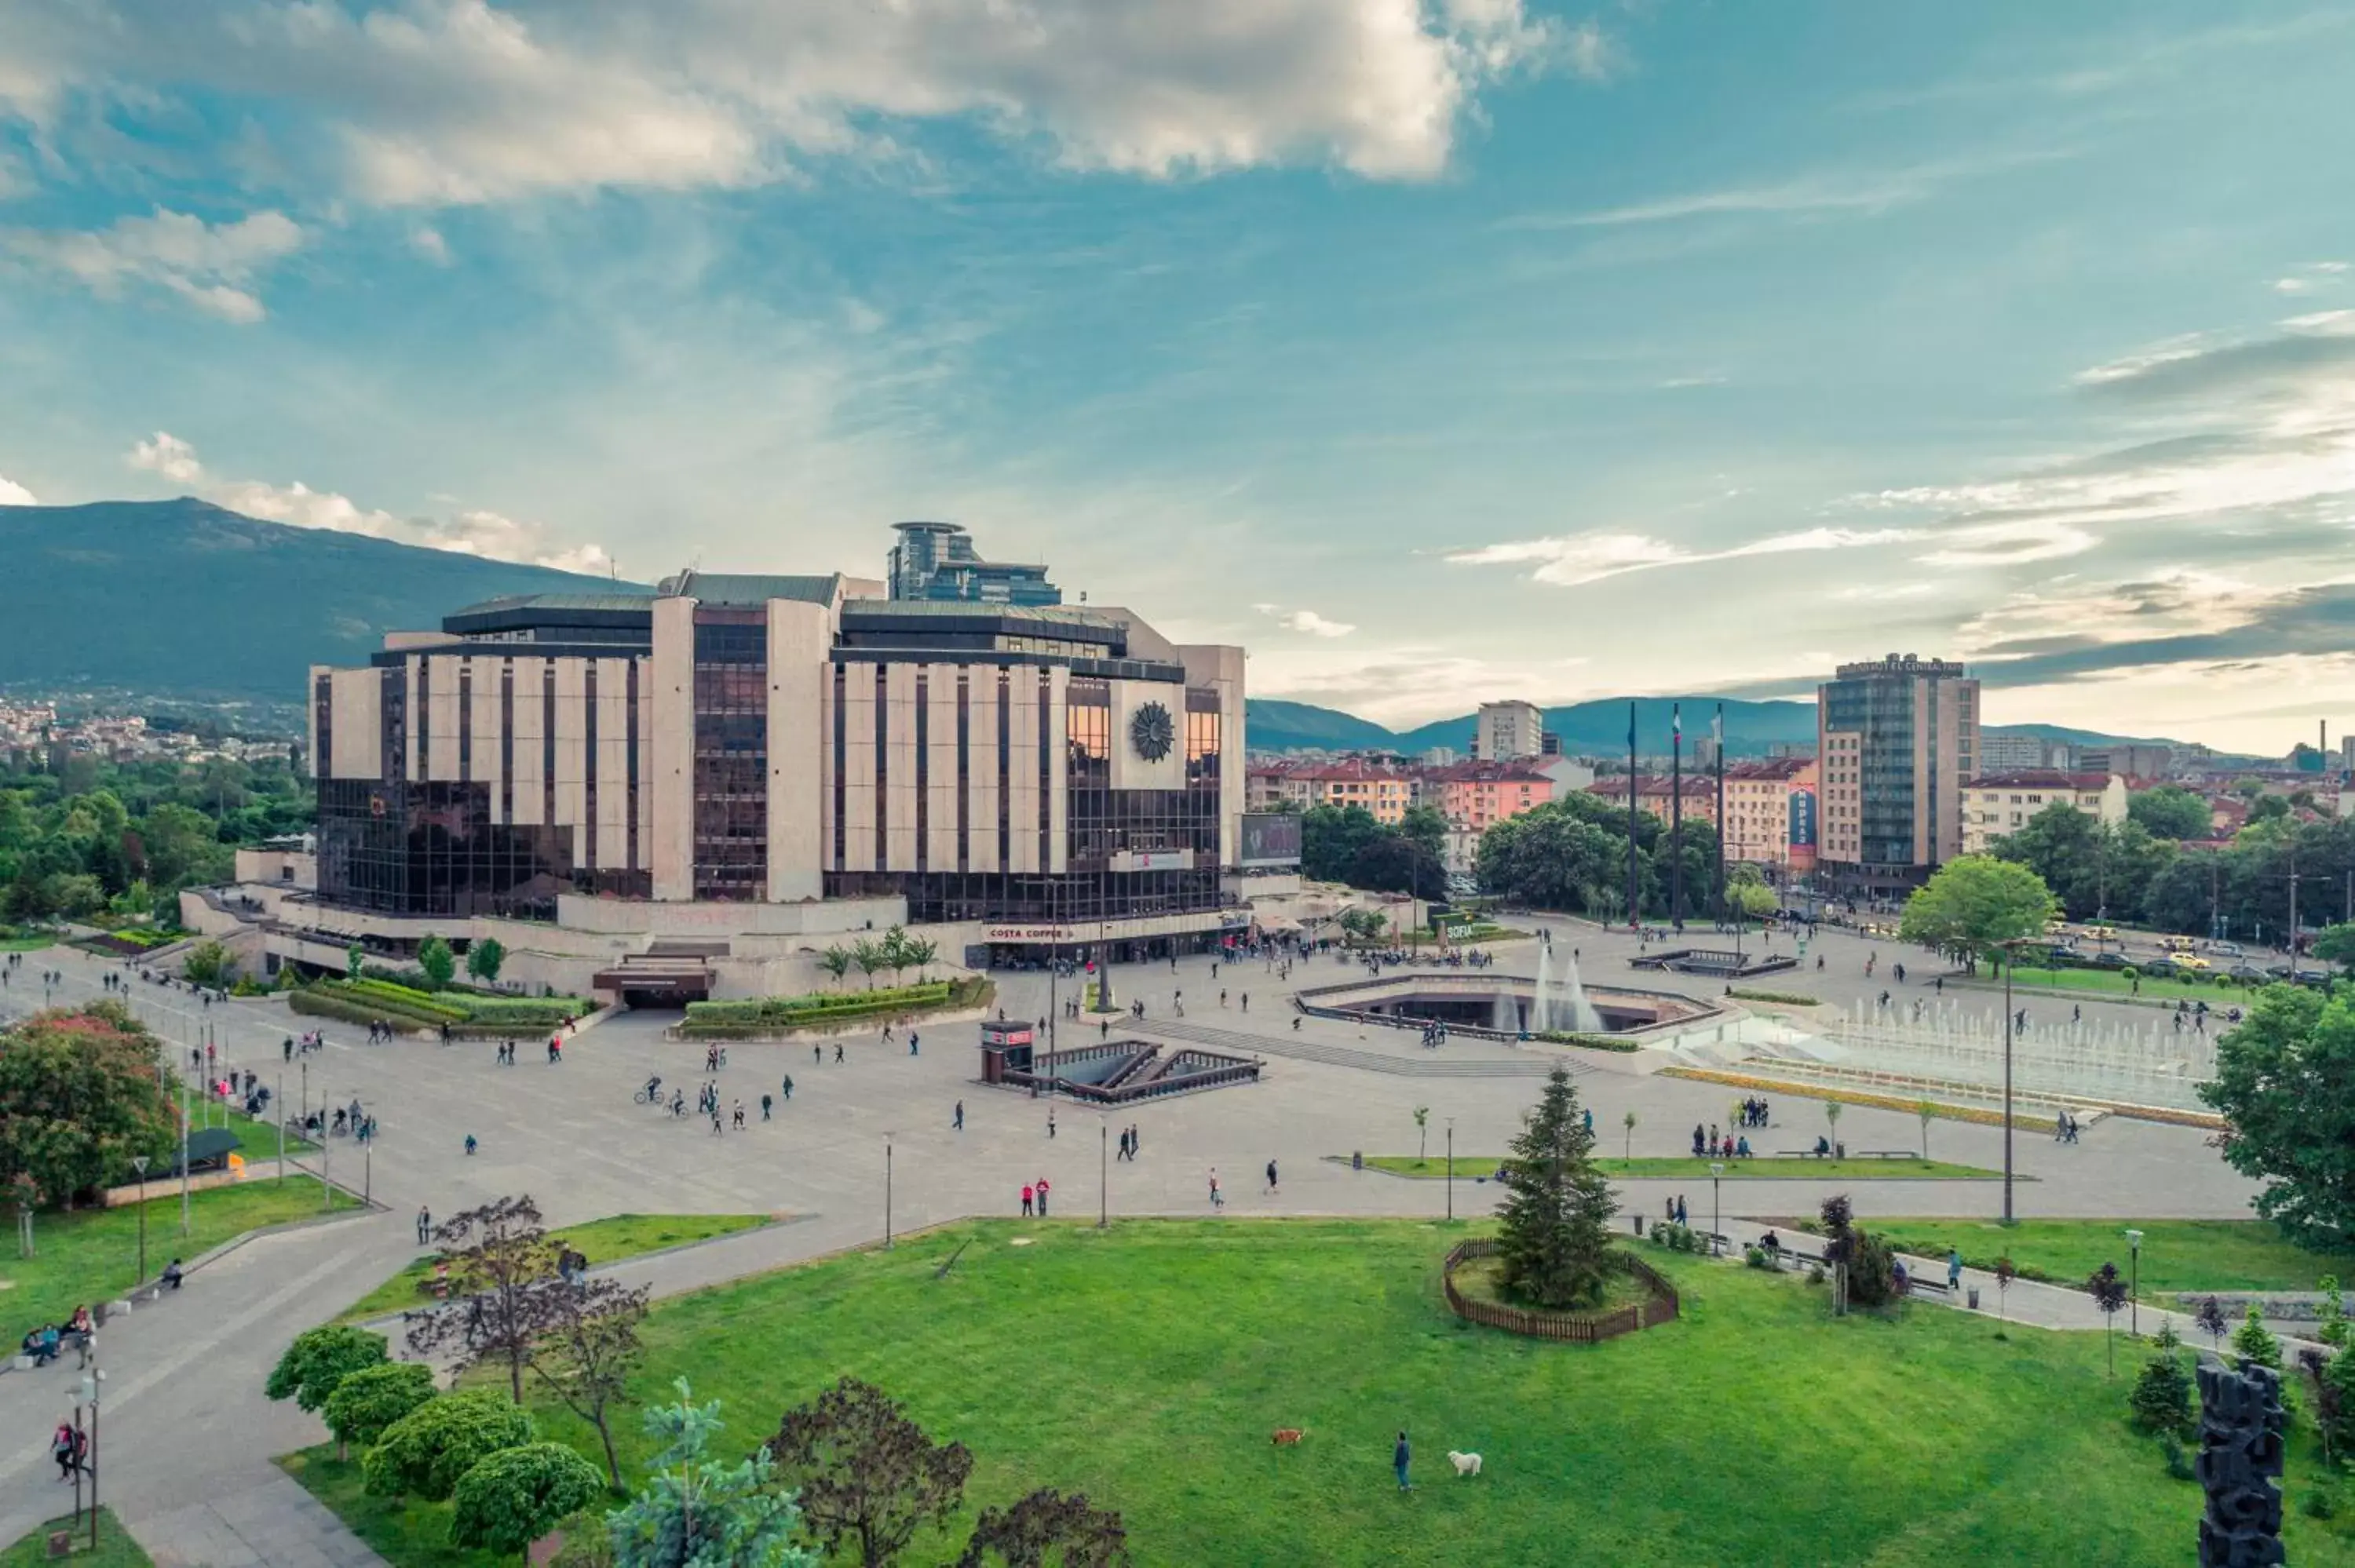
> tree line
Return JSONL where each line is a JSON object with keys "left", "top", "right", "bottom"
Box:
{"left": 1472, "top": 794, "right": 1725, "bottom": 923}
{"left": 0, "top": 753, "right": 310, "bottom": 924}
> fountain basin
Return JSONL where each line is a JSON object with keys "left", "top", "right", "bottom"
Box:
{"left": 1294, "top": 972, "right": 1722, "bottom": 1041}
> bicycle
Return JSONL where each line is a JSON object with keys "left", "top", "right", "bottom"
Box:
{"left": 633, "top": 1084, "right": 665, "bottom": 1104}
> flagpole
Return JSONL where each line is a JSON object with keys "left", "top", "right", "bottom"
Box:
{"left": 1626, "top": 701, "right": 1639, "bottom": 928}
{"left": 1670, "top": 702, "right": 1683, "bottom": 932}
{"left": 1714, "top": 703, "right": 1726, "bottom": 919}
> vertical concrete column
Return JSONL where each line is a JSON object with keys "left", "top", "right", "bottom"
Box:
{"left": 766, "top": 599, "right": 828, "bottom": 903}
{"left": 650, "top": 596, "right": 697, "bottom": 900}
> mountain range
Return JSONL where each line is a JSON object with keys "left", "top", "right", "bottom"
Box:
{"left": 3, "top": 498, "right": 2186, "bottom": 755}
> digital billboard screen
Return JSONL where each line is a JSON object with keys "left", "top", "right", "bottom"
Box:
{"left": 1240, "top": 811, "right": 1302, "bottom": 867}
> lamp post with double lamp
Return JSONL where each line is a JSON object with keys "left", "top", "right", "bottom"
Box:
{"left": 1709, "top": 1161, "right": 1725, "bottom": 1257}
{"left": 2125, "top": 1228, "right": 2143, "bottom": 1337}
{"left": 884, "top": 1132, "right": 895, "bottom": 1250}
{"left": 1099, "top": 1118, "right": 1108, "bottom": 1230}
{"left": 1445, "top": 1118, "right": 1455, "bottom": 1223}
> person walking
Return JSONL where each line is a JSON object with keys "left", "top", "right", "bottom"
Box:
{"left": 415, "top": 1205, "right": 432, "bottom": 1245}
{"left": 954, "top": 1099, "right": 965, "bottom": 1131}
{"left": 732, "top": 1100, "right": 746, "bottom": 1131}
{"left": 834, "top": 1041, "right": 845, "bottom": 1063}
{"left": 1048, "top": 1108, "right": 1057, "bottom": 1139}
{"left": 1021, "top": 1183, "right": 1035, "bottom": 1217}
{"left": 1208, "top": 1169, "right": 1223, "bottom": 1209}
{"left": 761, "top": 1093, "right": 773, "bottom": 1121}
{"left": 1036, "top": 1177, "right": 1050, "bottom": 1216}
{"left": 813, "top": 1045, "right": 822, "bottom": 1067}
{"left": 1393, "top": 1431, "right": 1412, "bottom": 1492}
{"left": 782, "top": 1074, "right": 794, "bottom": 1102}
{"left": 1946, "top": 1247, "right": 1963, "bottom": 1294}
{"left": 909, "top": 1030, "right": 920, "bottom": 1056}
{"left": 1265, "top": 1158, "right": 1279, "bottom": 1195}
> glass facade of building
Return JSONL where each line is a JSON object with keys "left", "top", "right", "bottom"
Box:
{"left": 692, "top": 615, "right": 768, "bottom": 900}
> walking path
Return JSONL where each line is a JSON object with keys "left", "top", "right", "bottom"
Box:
{"left": 0, "top": 924, "right": 2278, "bottom": 1564}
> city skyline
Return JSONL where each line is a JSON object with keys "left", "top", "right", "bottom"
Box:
{"left": 4, "top": 3, "right": 2353, "bottom": 751}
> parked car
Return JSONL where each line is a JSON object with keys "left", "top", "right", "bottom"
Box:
{"left": 2091, "top": 952, "right": 2130, "bottom": 969}
{"left": 2205, "top": 941, "right": 2246, "bottom": 957}
{"left": 2227, "top": 964, "right": 2269, "bottom": 982}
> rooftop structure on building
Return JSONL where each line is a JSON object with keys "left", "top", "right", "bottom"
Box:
{"left": 885, "top": 521, "right": 1061, "bottom": 607}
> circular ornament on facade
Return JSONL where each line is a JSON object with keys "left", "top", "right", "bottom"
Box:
{"left": 1130, "top": 702, "right": 1175, "bottom": 762}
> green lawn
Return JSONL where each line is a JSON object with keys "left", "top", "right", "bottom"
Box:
{"left": 334, "top": 1212, "right": 772, "bottom": 1325}
{"left": 277, "top": 1455, "right": 492, "bottom": 1568}
{"left": 1968, "top": 965, "right": 2261, "bottom": 1005}
{"left": 0, "top": 1180, "right": 359, "bottom": 1331}
{"left": 0, "top": 933, "right": 56, "bottom": 954}
{"left": 288, "top": 1220, "right": 2348, "bottom": 1566}
{"left": 1873, "top": 1218, "right": 2355, "bottom": 1294}
{"left": 0, "top": 1510, "right": 150, "bottom": 1567}
{"left": 1358, "top": 1155, "right": 2008, "bottom": 1181}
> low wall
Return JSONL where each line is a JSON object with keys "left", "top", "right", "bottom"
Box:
{"left": 1440, "top": 1239, "right": 1679, "bottom": 1342}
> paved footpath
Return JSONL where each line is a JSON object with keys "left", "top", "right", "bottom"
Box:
{"left": 0, "top": 927, "right": 2271, "bottom": 1563}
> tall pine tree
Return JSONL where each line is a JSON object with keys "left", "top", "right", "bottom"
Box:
{"left": 1496, "top": 1064, "right": 1620, "bottom": 1309}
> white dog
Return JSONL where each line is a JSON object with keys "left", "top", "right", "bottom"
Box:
{"left": 1448, "top": 1450, "right": 1483, "bottom": 1478}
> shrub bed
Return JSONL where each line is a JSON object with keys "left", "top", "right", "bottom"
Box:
{"left": 681, "top": 977, "right": 988, "bottom": 1037}
{"left": 1535, "top": 1030, "right": 1641, "bottom": 1052}
{"left": 1727, "top": 988, "right": 1821, "bottom": 1006}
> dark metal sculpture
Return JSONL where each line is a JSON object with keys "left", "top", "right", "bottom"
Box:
{"left": 2195, "top": 1361, "right": 2285, "bottom": 1567}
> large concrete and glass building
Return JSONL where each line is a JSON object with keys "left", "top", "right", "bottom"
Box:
{"left": 1816, "top": 654, "right": 1979, "bottom": 899}
{"left": 251, "top": 527, "right": 1282, "bottom": 997}
{"left": 1473, "top": 700, "right": 1546, "bottom": 762}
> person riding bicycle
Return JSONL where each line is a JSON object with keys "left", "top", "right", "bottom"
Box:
{"left": 670, "top": 1088, "right": 686, "bottom": 1118}
{"left": 644, "top": 1074, "right": 662, "bottom": 1102}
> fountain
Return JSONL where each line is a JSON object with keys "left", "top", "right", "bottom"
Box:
{"left": 1533, "top": 943, "right": 1604, "bottom": 1034}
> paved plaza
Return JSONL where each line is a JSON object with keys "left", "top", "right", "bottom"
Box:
{"left": 0, "top": 916, "right": 2265, "bottom": 1561}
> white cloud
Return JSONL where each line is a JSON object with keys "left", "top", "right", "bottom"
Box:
{"left": 19, "top": 0, "right": 1581, "bottom": 206}
{"left": 2273, "top": 260, "right": 2347, "bottom": 296}
{"left": 2, "top": 207, "right": 302, "bottom": 321}
{"left": 0, "top": 473, "right": 36, "bottom": 505}
{"left": 1506, "top": 146, "right": 2069, "bottom": 231}
{"left": 408, "top": 225, "right": 451, "bottom": 264}
{"left": 1448, "top": 524, "right": 1918, "bottom": 587}
{"left": 126, "top": 431, "right": 612, "bottom": 572}
{"left": 1254, "top": 603, "right": 1356, "bottom": 637}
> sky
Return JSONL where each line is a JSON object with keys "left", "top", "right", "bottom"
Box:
{"left": 2, "top": 2, "right": 2353, "bottom": 752}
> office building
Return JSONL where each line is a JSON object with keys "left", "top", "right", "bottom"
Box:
{"left": 1816, "top": 654, "right": 1980, "bottom": 899}
{"left": 886, "top": 521, "right": 1061, "bottom": 606}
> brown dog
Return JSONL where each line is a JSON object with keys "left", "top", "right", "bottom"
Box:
{"left": 1271, "top": 1428, "right": 1305, "bottom": 1446}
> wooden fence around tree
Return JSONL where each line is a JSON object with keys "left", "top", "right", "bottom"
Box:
{"left": 1440, "top": 1238, "right": 1680, "bottom": 1343}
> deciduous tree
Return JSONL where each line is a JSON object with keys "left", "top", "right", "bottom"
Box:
{"left": 405, "top": 1195, "right": 562, "bottom": 1404}
{"left": 2199, "top": 986, "right": 2355, "bottom": 1249}
{"left": 467, "top": 936, "right": 507, "bottom": 985}
{"left": 323, "top": 1359, "right": 436, "bottom": 1460}
{"left": 524, "top": 1278, "right": 649, "bottom": 1486}
{"left": 451, "top": 1442, "right": 606, "bottom": 1561}
{"left": 267, "top": 1324, "right": 389, "bottom": 1415}
{"left": 764, "top": 1377, "right": 973, "bottom": 1568}
{"left": 418, "top": 935, "right": 457, "bottom": 990}
{"left": 1897, "top": 855, "right": 2057, "bottom": 972}
{"left": 2086, "top": 1263, "right": 2128, "bottom": 1377}
{"left": 955, "top": 1488, "right": 1130, "bottom": 1568}
{"left": 364, "top": 1387, "right": 535, "bottom": 1501}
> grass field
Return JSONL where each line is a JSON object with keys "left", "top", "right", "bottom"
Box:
{"left": 287, "top": 1220, "right": 2349, "bottom": 1566}
{"left": 1870, "top": 1218, "right": 2355, "bottom": 1294}
{"left": 0, "top": 1510, "right": 149, "bottom": 1567}
{"left": 1967, "top": 965, "right": 2262, "bottom": 1005}
{"left": 1359, "top": 1155, "right": 2009, "bottom": 1182}
{"left": 0, "top": 1180, "right": 360, "bottom": 1332}
{"left": 334, "top": 1212, "right": 771, "bottom": 1324}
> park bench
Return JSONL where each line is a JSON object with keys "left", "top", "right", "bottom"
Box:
{"left": 1776, "top": 1148, "right": 1838, "bottom": 1158}
{"left": 1853, "top": 1150, "right": 1922, "bottom": 1161}
{"left": 1903, "top": 1274, "right": 1951, "bottom": 1300}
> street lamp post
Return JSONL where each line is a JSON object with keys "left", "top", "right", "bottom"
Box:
{"left": 130, "top": 1156, "right": 150, "bottom": 1287}
{"left": 1099, "top": 1119, "right": 1108, "bottom": 1230}
{"left": 275, "top": 1071, "right": 285, "bottom": 1185}
{"left": 2125, "top": 1228, "right": 2143, "bottom": 1337}
{"left": 177, "top": 1075, "right": 191, "bottom": 1238}
{"left": 1999, "top": 938, "right": 2022, "bottom": 1225}
{"left": 1709, "top": 1161, "right": 1725, "bottom": 1257}
{"left": 884, "top": 1133, "right": 895, "bottom": 1250}
{"left": 81, "top": 1362, "right": 102, "bottom": 1553}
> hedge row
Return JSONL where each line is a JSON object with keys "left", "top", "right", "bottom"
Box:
{"left": 1535, "top": 1030, "right": 1642, "bottom": 1053}
{"left": 1726, "top": 988, "right": 1821, "bottom": 1007}
{"left": 319, "top": 979, "right": 469, "bottom": 1023}
{"left": 686, "top": 982, "right": 954, "bottom": 1026}
{"left": 290, "top": 989, "right": 434, "bottom": 1032}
